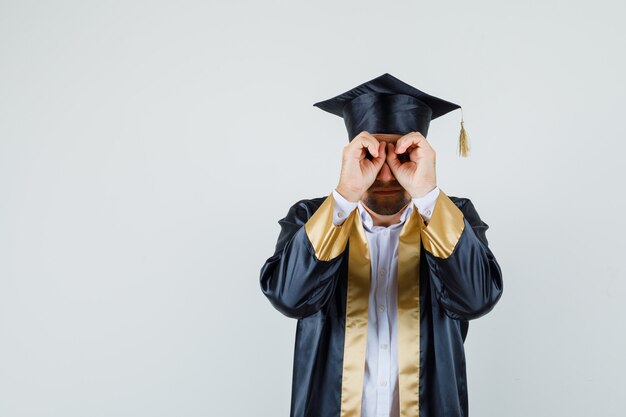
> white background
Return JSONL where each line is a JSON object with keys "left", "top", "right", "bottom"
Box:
{"left": 1, "top": 1, "right": 625, "bottom": 416}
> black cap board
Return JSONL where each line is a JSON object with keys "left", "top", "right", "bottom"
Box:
{"left": 313, "top": 73, "right": 470, "bottom": 156}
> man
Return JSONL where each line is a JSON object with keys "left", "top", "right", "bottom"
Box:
{"left": 259, "top": 73, "right": 503, "bottom": 417}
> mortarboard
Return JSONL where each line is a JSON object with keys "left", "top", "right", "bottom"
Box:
{"left": 313, "top": 73, "right": 470, "bottom": 157}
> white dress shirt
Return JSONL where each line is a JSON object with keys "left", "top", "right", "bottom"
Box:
{"left": 331, "top": 186, "right": 440, "bottom": 417}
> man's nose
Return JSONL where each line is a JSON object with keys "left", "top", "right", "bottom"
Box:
{"left": 377, "top": 162, "right": 395, "bottom": 181}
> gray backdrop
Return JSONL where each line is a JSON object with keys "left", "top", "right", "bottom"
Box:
{"left": 1, "top": 1, "right": 625, "bottom": 416}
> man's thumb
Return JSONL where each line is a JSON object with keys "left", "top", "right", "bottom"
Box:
{"left": 386, "top": 143, "right": 401, "bottom": 172}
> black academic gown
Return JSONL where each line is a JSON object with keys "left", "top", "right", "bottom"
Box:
{"left": 259, "top": 189, "right": 503, "bottom": 417}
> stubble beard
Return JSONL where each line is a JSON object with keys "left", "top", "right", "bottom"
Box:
{"left": 361, "top": 191, "right": 411, "bottom": 215}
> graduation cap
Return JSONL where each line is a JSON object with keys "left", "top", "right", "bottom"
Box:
{"left": 313, "top": 73, "right": 470, "bottom": 157}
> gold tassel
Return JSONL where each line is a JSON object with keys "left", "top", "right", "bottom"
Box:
{"left": 458, "top": 108, "right": 470, "bottom": 157}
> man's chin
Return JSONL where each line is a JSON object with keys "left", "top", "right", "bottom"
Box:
{"left": 362, "top": 196, "right": 409, "bottom": 216}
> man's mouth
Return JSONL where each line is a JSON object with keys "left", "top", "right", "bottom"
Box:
{"left": 373, "top": 189, "right": 401, "bottom": 195}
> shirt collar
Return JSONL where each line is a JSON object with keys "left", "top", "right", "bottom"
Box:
{"left": 357, "top": 200, "right": 414, "bottom": 232}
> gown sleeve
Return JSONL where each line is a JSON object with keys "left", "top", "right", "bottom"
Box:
{"left": 417, "top": 190, "right": 504, "bottom": 321}
{"left": 259, "top": 193, "right": 354, "bottom": 319}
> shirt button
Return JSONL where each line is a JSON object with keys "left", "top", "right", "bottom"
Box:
{"left": 424, "top": 209, "right": 431, "bottom": 216}
{"left": 381, "top": 344, "right": 388, "bottom": 350}
{"left": 378, "top": 268, "right": 387, "bottom": 277}
{"left": 338, "top": 210, "right": 345, "bottom": 218}
{"left": 378, "top": 305, "right": 385, "bottom": 313}
{"left": 380, "top": 381, "right": 387, "bottom": 387}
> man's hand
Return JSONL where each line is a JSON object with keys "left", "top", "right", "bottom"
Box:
{"left": 386, "top": 131, "right": 437, "bottom": 198}
{"left": 336, "top": 131, "right": 387, "bottom": 202}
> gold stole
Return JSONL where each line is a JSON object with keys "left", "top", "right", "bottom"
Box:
{"left": 340, "top": 207, "right": 423, "bottom": 417}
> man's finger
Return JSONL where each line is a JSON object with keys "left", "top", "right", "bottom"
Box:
{"left": 346, "top": 133, "right": 378, "bottom": 159}
{"left": 386, "top": 143, "right": 402, "bottom": 172}
{"left": 396, "top": 132, "right": 426, "bottom": 154}
{"left": 353, "top": 131, "right": 380, "bottom": 158}
{"left": 371, "top": 141, "right": 387, "bottom": 169}
{"left": 395, "top": 137, "right": 418, "bottom": 154}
